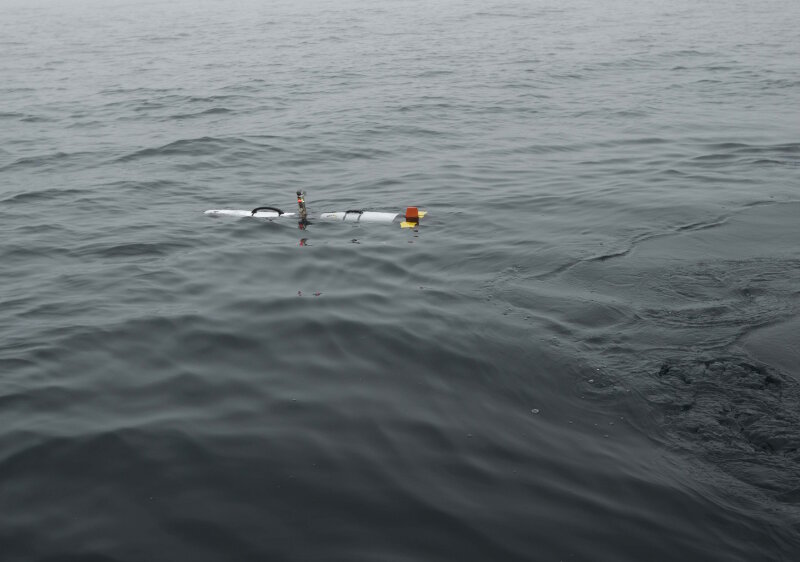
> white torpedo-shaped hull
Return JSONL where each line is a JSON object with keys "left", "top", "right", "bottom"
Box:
{"left": 205, "top": 206, "right": 425, "bottom": 228}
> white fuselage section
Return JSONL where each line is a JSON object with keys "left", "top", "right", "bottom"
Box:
{"left": 204, "top": 209, "right": 401, "bottom": 223}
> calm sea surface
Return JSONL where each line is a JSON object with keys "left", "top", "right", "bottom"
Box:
{"left": 2, "top": 0, "right": 800, "bottom": 560}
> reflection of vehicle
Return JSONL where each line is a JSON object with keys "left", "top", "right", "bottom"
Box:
{"left": 205, "top": 193, "right": 426, "bottom": 229}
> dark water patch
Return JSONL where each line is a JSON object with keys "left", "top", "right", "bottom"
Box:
{"left": 169, "top": 107, "right": 233, "bottom": 120}
{"left": 347, "top": 123, "right": 449, "bottom": 138}
{"left": 734, "top": 142, "right": 800, "bottom": 156}
{"left": 582, "top": 57, "right": 658, "bottom": 72}
{"left": 644, "top": 357, "right": 800, "bottom": 497}
{"left": 70, "top": 242, "right": 185, "bottom": 259}
{"left": 97, "top": 94, "right": 253, "bottom": 120}
{"left": 102, "top": 179, "right": 190, "bottom": 194}
{"left": 66, "top": 119, "right": 105, "bottom": 129}
{"left": 527, "top": 203, "right": 800, "bottom": 527}
{"left": 187, "top": 94, "right": 253, "bottom": 104}
{"left": 742, "top": 317, "right": 800, "bottom": 381}
{"left": 1, "top": 243, "right": 74, "bottom": 265}
{"left": 99, "top": 97, "right": 176, "bottom": 113}
{"left": 19, "top": 114, "right": 55, "bottom": 123}
{"left": 751, "top": 158, "right": 797, "bottom": 167}
{"left": 278, "top": 146, "right": 394, "bottom": 166}
{"left": 1, "top": 187, "right": 90, "bottom": 205}
{"left": 696, "top": 141, "right": 749, "bottom": 150}
{"left": 671, "top": 172, "right": 753, "bottom": 184}
{"left": 639, "top": 265, "right": 795, "bottom": 332}
{"left": 691, "top": 143, "right": 800, "bottom": 164}
{"left": 114, "top": 136, "right": 287, "bottom": 163}
{"left": 548, "top": 72, "right": 583, "bottom": 80}
{"left": 414, "top": 69, "right": 455, "bottom": 78}
{"left": 0, "top": 151, "right": 101, "bottom": 173}
{"left": 397, "top": 101, "right": 461, "bottom": 112}
{"left": 761, "top": 78, "right": 800, "bottom": 89}
{"left": 674, "top": 217, "right": 730, "bottom": 232}
{"left": 98, "top": 86, "right": 177, "bottom": 98}
{"left": 0, "top": 86, "right": 35, "bottom": 94}
{"left": 662, "top": 49, "right": 713, "bottom": 58}
{"left": 533, "top": 210, "right": 743, "bottom": 279}
{"left": 0, "top": 385, "right": 86, "bottom": 415}
{"left": 575, "top": 108, "right": 648, "bottom": 118}
{"left": 692, "top": 152, "right": 740, "bottom": 162}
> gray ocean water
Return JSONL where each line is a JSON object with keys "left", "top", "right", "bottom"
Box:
{"left": 2, "top": 0, "right": 800, "bottom": 560}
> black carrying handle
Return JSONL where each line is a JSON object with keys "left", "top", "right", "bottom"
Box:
{"left": 251, "top": 206, "right": 284, "bottom": 216}
{"left": 343, "top": 210, "right": 364, "bottom": 219}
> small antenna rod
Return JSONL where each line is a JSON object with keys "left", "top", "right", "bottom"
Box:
{"left": 297, "top": 191, "right": 307, "bottom": 221}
